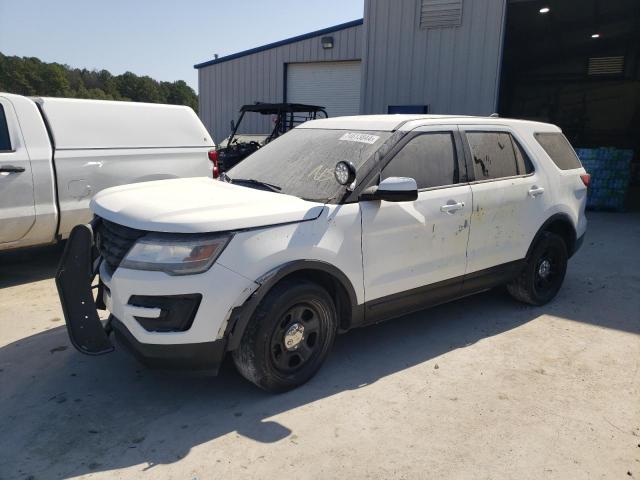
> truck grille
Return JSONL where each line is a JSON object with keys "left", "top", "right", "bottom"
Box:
{"left": 95, "top": 218, "right": 146, "bottom": 273}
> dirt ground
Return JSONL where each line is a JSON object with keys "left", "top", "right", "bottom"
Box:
{"left": 0, "top": 212, "right": 639, "bottom": 480}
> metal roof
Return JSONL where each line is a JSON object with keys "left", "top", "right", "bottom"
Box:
{"left": 193, "top": 18, "right": 364, "bottom": 69}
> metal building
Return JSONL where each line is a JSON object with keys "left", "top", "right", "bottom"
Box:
{"left": 195, "top": 0, "right": 639, "bottom": 210}
{"left": 196, "top": 0, "right": 510, "bottom": 143}
{"left": 196, "top": 19, "right": 364, "bottom": 142}
{"left": 360, "top": 0, "right": 505, "bottom": 116}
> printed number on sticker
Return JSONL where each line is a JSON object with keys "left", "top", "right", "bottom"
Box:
{"left": 339, "top": 133, "right": 380, "bottom": 144}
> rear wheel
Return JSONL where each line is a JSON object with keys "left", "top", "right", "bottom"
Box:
{"left": 507, "top": 232, "right": 568, "bottom": 305}
{"left": 232, "top": 280, "right": 337, "bottom": 393}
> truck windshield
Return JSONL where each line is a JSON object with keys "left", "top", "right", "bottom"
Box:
{"left": 226, "top": 128, "right": 393, "bottom": 202}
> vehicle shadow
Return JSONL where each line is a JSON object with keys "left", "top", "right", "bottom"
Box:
{"left": 0, "top": 243, "right": 64, "bottom": 288}
{"left": 1, "top": 212, "right": 638, "bottom": 478}
{"left": 1, "top": 268, "right": 637, "bottom": 479}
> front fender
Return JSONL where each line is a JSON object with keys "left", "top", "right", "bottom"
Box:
{"left": 223, "top": 260, "right": 361, "bottom": 351}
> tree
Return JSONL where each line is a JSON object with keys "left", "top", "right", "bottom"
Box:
{"left": 164, "top": 80, "right": 198, "bottom": 110}
{"left": 0, "top": 52, "right": 198, "bottom": 111}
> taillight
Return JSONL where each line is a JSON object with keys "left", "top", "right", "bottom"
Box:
{"left": 580, "top": 173, "right": 590, "bottom": 187}
{"left": 208, "top": 150, "right": 219, "bottom": 179}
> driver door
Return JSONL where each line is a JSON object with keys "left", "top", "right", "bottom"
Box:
{"left": 0, "top": 97, "right": 36, "bottom": 245}
{"left": 360, "top": 126, "right": 472, "bottom": 321}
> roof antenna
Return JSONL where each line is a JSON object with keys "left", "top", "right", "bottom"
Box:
{"left": 214, "top": 53, "right": 219, "bottom": 59}
{"left": 489, "top": 113, "right": 500, "bottom": 117}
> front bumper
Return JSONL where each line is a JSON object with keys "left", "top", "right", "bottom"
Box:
{"left": 111, "top": 316, "right": 226, "bottom": 371}
{"left": 56, "top": 223, "right": 254, "bottom": 373}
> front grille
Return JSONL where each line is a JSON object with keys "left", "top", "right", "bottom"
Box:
{"left": 95, "top": 218, "right": 146, "bottom": 273}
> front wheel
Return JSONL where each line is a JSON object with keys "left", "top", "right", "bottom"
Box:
{"left": 507, "top": 232, "right": 568, "bottom": 306}
{"left": 232, "top": 280, "right": 337, "bottom": 393}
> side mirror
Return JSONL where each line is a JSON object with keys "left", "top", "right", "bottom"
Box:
{"left": 230, "top": 119, "right": 236, "bottom": 131}
{"left": 359, "top": 176, "right": 418, "bottom": 202}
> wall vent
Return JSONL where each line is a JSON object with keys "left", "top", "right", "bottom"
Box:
{"left": 587, "top": 56, "right": 625, "bottom": 76}
{"left": 420, "top": 0, "right": 463, "bottom": 29}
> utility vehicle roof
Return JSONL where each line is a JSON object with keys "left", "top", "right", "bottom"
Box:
{"left": 240, "top": 103, "right": 326, "bottom": 114}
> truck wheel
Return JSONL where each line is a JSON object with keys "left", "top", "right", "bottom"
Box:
{"left": 232, "top": 279, "right": 337, "bottom": 393}
{"left": 507, "top": 232, "right": 568, "bottom": 306}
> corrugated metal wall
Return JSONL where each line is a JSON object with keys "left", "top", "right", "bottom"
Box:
{"left": 198, "top": 24, "right": 363, "bottom": 142}
{"left": 360, "top": 0, "right": 506, "bottom": 115}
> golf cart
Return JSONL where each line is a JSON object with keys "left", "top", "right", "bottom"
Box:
{"left": 215, "top": 102, "right": 327, "bottom": 172}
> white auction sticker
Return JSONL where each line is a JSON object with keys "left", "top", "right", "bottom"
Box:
{"left": 339, "top": 132, "right": 380, "bottom": 144}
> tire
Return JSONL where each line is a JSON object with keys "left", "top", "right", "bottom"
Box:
{"left": 232, "top": 279, "right": 337, "bottom": 393}
{"left": 507, "top": 232, "right": 568, "bottom": 306}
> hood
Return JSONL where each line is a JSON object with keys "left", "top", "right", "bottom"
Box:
{"left": 90, "top": 177, "right": 326, "bottom": 233}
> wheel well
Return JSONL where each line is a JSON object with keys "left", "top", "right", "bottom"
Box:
{"left": 270, "top": 269, "right": 354, "bottom": 331}
{"left": 539, "top": 217, "right": 577, "bottom": 256}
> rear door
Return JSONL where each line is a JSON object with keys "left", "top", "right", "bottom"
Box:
{"left": 360, "top": 126, "right": 472, "bottom": 319}
{"left": 461, "top": 126, "right": 549, "bottom": 274}
{"left": 0, "top": 97, "right": 36, "bottom": 244}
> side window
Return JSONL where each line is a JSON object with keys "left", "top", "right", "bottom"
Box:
{"left": 0, "top": 105, "right": 12, "bottom": 152}
{"left": 382, "top": 132, "right": 458, "bottom": 189}
{"left": 511, "top": 136, "right": 535, "bottom": 174}
{"left": 466, "top": 132, "right": 519, "bottom": 181}
{"left": 534, "top": 132, "right": 583, "bottom": 170}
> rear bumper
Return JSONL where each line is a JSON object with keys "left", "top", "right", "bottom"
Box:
{"left": 111, "top": 316, "right": 226, "bottom": 372}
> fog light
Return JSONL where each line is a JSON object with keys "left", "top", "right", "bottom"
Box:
{"left": 128, "top": 294, "right": 202, "bottom": 332}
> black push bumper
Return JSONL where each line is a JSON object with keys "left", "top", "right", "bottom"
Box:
{"left": 56, "top": 224, "right": 226, "bottom": 372}
{"left": 56, "top": 224, "right": 114, "bottom": 355}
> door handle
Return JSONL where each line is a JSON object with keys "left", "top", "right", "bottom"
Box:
{"left": 440, "top": 201, "right": 465, "bottom": 213}
{"left": 0, "top": 165, "right": 25, "bottom": 174}
{"left": 528, "top": 186, "right": 545, "bottom": 197}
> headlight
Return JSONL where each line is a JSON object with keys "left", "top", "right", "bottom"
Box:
{"left": 121, "top": 233, "right": 232, "bottom": 275}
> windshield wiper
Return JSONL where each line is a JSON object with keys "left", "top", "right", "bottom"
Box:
{"left": 227, "top": 177, "right": 282, "bottom": 193}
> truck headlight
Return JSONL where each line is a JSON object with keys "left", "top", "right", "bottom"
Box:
{"left": 121, "top": 233, "right": 232, "bottom": 275}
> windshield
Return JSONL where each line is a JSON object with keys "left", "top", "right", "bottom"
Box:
{"left": 226, "top": 128, "right": 393, "bottom": 202}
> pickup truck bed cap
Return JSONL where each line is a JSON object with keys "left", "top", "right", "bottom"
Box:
{"left": 33, "top": 97, "right": 212, "bottom": 150}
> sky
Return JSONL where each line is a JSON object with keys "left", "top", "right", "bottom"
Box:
{"left": 0, "top": 0, "right": 364, "bottom": 92}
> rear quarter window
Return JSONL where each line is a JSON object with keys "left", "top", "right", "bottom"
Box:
{"left": 0, "top": 105, "right": 11, "bottom": 151}
{"left": 534, "top": 132, "right": 582, "bottom": 170}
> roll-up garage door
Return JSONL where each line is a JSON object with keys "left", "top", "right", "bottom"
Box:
{"left": 286, "top": 61, "right": 361, "bottom": 118}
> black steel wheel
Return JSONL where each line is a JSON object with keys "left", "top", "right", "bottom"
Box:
{"left": 508, "top": 232, "right": 568, "bottom": 305}
{"left": 232, "top": 280, "right": 337, "bottom": 392}
{"left": 269, "top": 303, "right": 324, "bottom": 374}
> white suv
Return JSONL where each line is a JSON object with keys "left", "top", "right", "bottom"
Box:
{"left": 57, "top": 115, "right": 588, "bottom": 392}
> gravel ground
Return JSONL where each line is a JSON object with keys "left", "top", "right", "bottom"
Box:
{"left": 0, "top": 212, "right": 639, "bottom": 480}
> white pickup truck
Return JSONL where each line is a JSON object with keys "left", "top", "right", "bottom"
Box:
{"left": 0, "top": 93, "right": 214, "bottom": 251}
